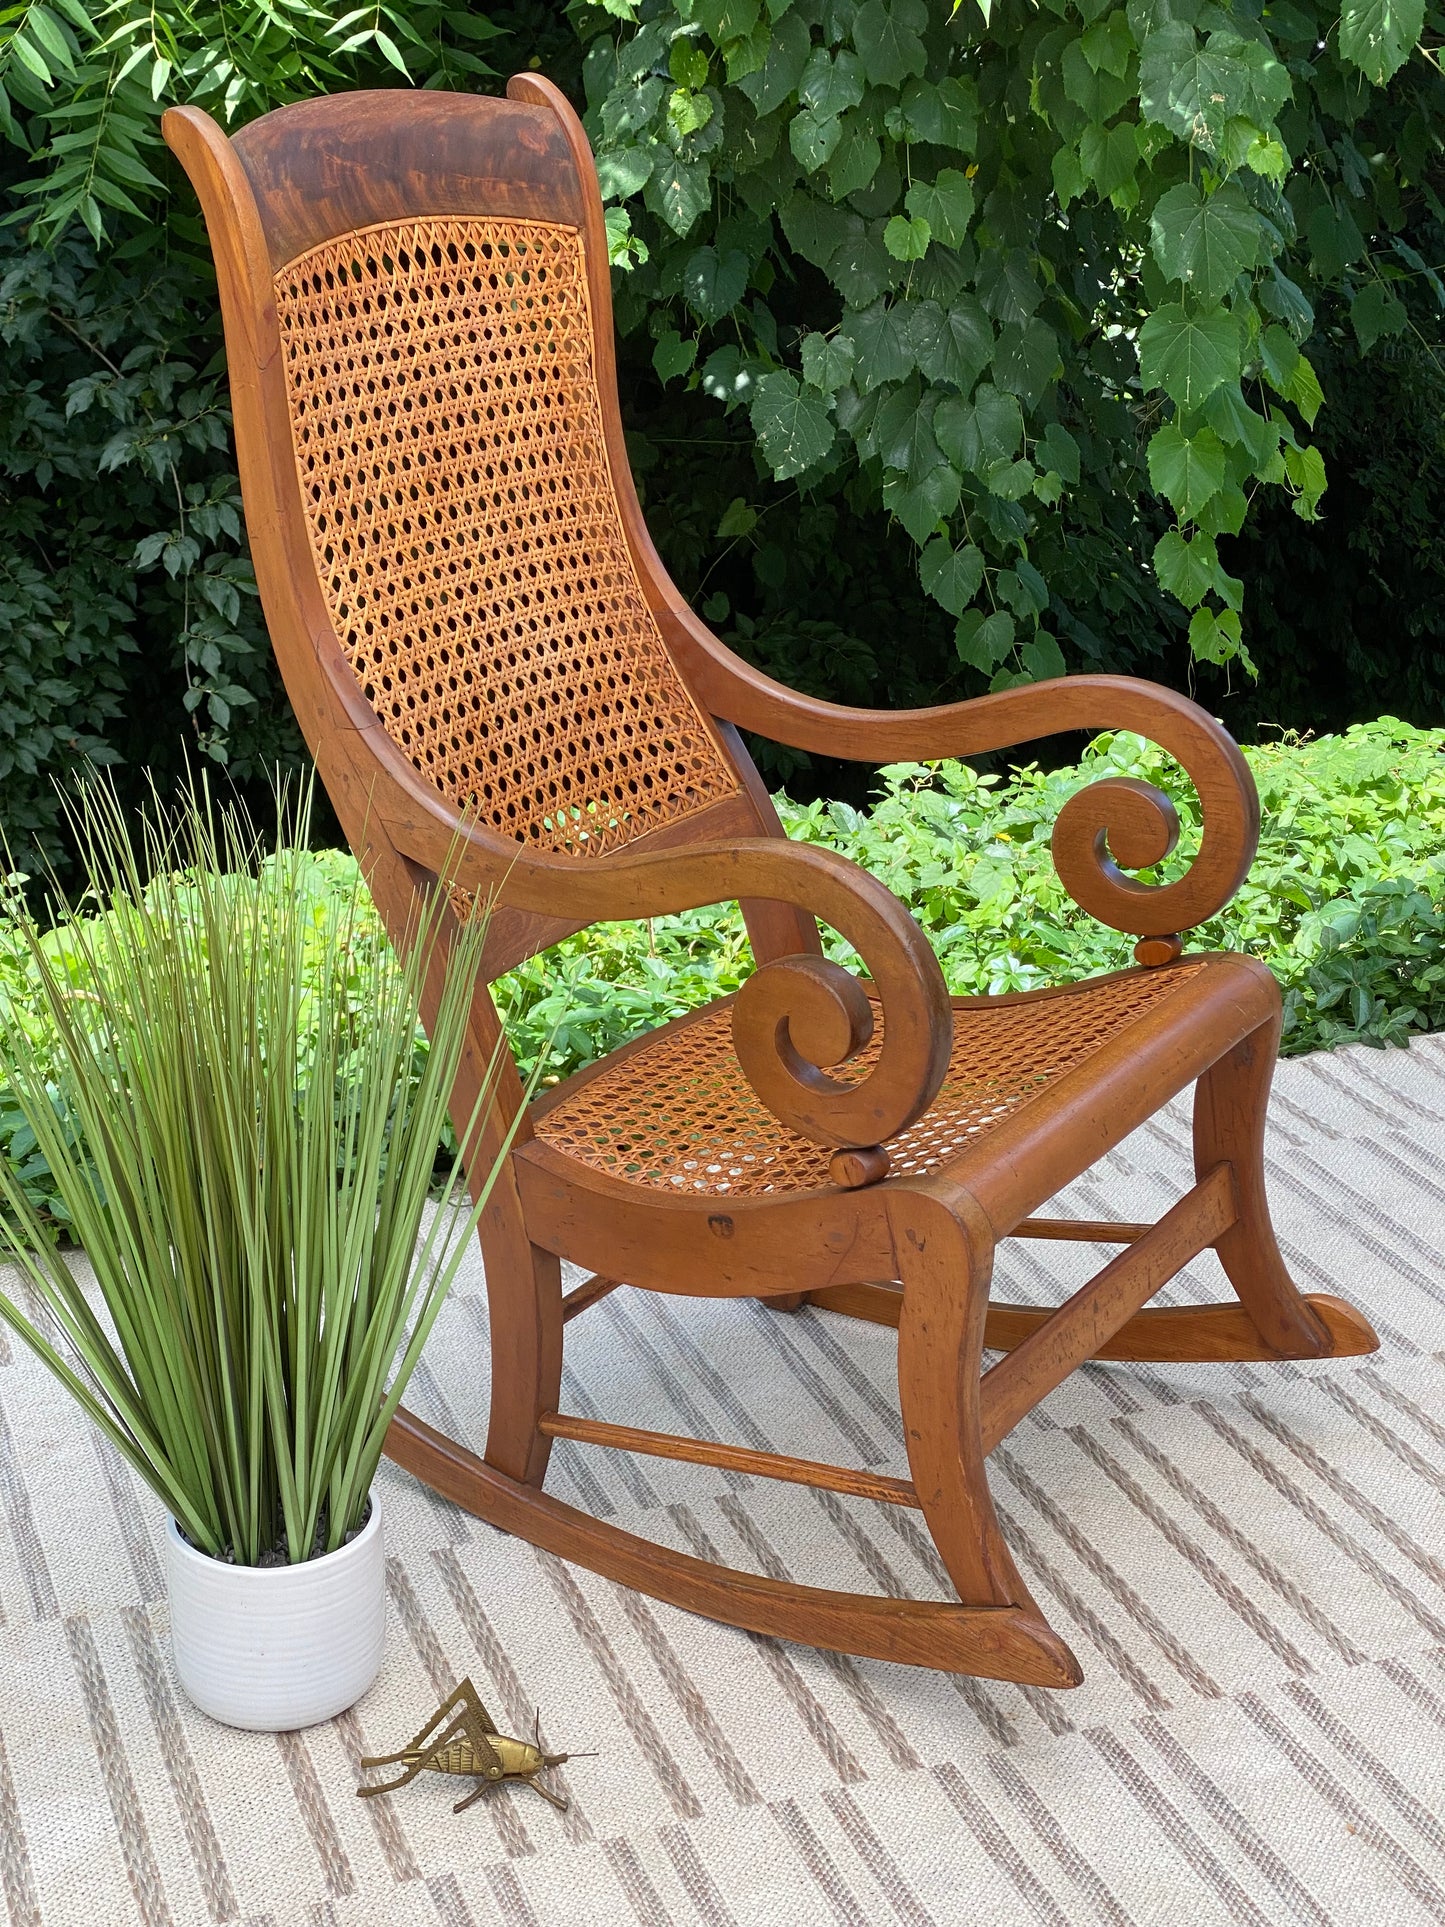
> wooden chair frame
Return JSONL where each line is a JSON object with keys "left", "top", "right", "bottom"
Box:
{"left": 164, "top": 79, "right": 1377, "bottom": 1688}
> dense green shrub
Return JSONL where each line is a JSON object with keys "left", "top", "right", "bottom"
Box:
{"left": 581, "top": 0, "right": 1445, "bottom": 685}
{"left": 5, "top": 716, "right": 1442, "bottom": 1233}
{"left": 0, "top": 3, "right": 1442, "bottom": 857}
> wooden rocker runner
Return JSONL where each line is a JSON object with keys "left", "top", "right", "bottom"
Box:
{"left": 165, "top": 81, "right": 1378, "bottom": 1688}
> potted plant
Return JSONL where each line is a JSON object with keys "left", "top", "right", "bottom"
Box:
{"left": 0, "top": 774, "right": 511, "bottom": 1729}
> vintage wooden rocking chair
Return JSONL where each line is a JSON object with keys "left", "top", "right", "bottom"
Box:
{"left": 165, "top": 80, "right": 1378, "bottom": 1687}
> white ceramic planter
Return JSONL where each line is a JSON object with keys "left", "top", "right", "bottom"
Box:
{"left": 165, "top": 1494, "right": 386, "bottom": 1730}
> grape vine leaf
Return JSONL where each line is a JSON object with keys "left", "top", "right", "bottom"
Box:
{"left": 1338, "top": 0, "right": 1424, "bottom": 84}
{"left": 737, "top": 10, "right": 812, "bottom": 113}
{"left": 750, "top": 370, "right": 836, "bottom": 477}
{"left": 905, "top": 170, "right": 974, "bottom": 250}
{"left": 919, "top": 535, "right": 986, "bottom": 614}
{"left": 1138, "top": 303, "right": 1241, "bottom": 409}
{"left": 1149, "top": 181, "right": 1261, "bottom": 305}
{"left": 801, "top": 331, "right": 857, "bottom": 391}
{"left": 852, "top": 0, "right": 928, "bottom": 89}
{"left": 1146, "top": 421, "right": 1228, "bottom": 517}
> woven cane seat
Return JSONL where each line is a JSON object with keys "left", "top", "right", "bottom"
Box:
{"left": 532, "top": 960, "right": 1211, "bottom": 1196}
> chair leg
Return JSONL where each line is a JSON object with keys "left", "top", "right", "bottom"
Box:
{"left": 1193, "top": 1013, "right": 1374, "bottom": 1358}
{"left": 480, "top": 1185, "right": 563, "bottom": 1489}
{"left": 889, "top": 1188, "right": 1082, "bottom": 1684}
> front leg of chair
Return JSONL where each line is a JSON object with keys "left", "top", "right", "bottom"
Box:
{"left": 1193, "top": 994, "right": 1379, "bottom": 1359}
{"left": 890, "top": 1187, "right": 1081, "bottom": 1683}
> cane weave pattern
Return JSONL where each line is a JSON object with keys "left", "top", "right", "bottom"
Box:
{"left": 534, "top": 963, "right": 1208, "bottom": 1195}
{"left": 272, "top": 216, "right": 737, "bottom": 855}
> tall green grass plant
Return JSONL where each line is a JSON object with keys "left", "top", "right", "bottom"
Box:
{"left": 0, "top": 776, "right": 512, "bottom": 1566}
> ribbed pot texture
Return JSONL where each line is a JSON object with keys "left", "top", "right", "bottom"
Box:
{"left": 165, "top": 1494, "right": 385, "bottom": 1730}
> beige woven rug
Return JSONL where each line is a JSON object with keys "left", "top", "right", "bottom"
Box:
{"left": 3, "top": 1034, "right": 1445, "bottom": 1926}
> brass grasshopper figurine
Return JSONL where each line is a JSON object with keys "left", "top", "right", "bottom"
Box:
{"left": 358, "top": 1677, "right": 584, "bottom": 1813}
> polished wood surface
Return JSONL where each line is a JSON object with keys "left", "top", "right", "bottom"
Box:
{"left": 537, "top": 1412, "right": 922, "bottom": 1509}
{"left": 166, "top": 76, "right": 1380, "bottom": 1687}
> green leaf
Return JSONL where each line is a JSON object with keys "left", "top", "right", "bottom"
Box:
{"left": 999, "top": 560, "right": 1049, "bottom": 617}
{"left": 652, "top": 331, "right": 697, "bottom": 382}
{"left": 936, "top": 382, "right": 1024, "bottom": 472}
{"left": 883, "top": 460, "right": 962, "bottom": 541}
{"left": 884, "top": 213, "right": 931, "bottom": 260}
{"left": 919, "top": 537, "right": 986, "bottom": 615}
{"left": 737, "top": 9, "right": 811, "bottom": 113}
{"left": 845, "top": 299, "right": 916, "bottom": 388}
{"left": 798, "top": 46, "right": 865, "bottom": 117}
{"left": 681, "top": 245, "right": 750, "bottom": 322}
{"left": 698, "top": 0, "right": 762, "bottom": 42}
{"left": 1203, "top": 384, "right": 1277, "bottom": 466}
{"left": 1258, "top": 323, "right": 1299, "bottom": 396}
{"left": 991, "top": 318, "right": 1061, "bottom": 409}
{"left": 827, "top": 122, "right": 881, "bottom": 200}
{"left": 780, "top": 192, "right": 853, "bottom": 269}
{"left": 976, "top": 251, "right": 1043, "bottom": 327}
{"left": 1062, "top": 38, "right": 1133, "bottom": 121}
{"left": 645, "top": 154, "right": 711, "bottom": 234}
{"left": 801, "top": 332, "right": 856, "bottom": 391}
{"left": 671, "top": 42, "right": 711, "bottom": 89}
{"left": 1149, "top": 182, "right": 1261, "bottom": 305}
{"left": 1021, "top": 632, "right": 1067, "bottom": 679}
{"left": 1188, "top": 605, "right": 1244, "bottom": 664}
{"left": 893, "top": 75, "right": 978, "bottom": 148}
{"left": 1306, "top": 202, "right": 1366, "bottom": 279}
{"left": 1196, "top": 485, "right": 1249, "bottom": 538}
{"left": 905, "top": 170, "right": 975, "bottom": 250}
{"left": 830, "top": 218, "right": 896, "bottom": 305}
{"left": 1284, "top": 441, "right": 1327, "bottom": 518}
{"left": 790, "top": 107, "right": 843, "bottom": 170}
{"left": 1153, "top": 528, "right": 1219, "bottom": 605}
{"left": 910, "top": 298, "right": 993, "bottom": 390}
{"left": 851, "top": 0, "right": 928, "bottom": 89}
{"left": 1081, "top": 11, "right": 1134, "bottom": 77}
{"left": 750, "top": 370, "right": 836, "bottom": 477}
{"left": 1350, "top": 281, "right": 1409, "bottom": 354}
{"left": 1079, "top": 121, "right": 1139, "bottom": 198}
{"left": 1146, "top": 421, "right": 1228, "bottom": 517}
{"left": 1037, "top": 422, "right": 1081, "bottom": 485}
{"left": 1339, "top": 0, "right": 1425, "bottom": 84}
{"left": 596, "top": 144, "right": 655, "bottom": 201}
{"left": 1138, "top": 303, "right": 1240, "bottom": 410}
{"left": 1139, "top": 23, "right": 1277, "bottom": 150}
{"left": 667, "top": 86, "right": 714, "bottom": 143}
{"left": 985, "top": 458, "right": 1038, "bottom": 501}
{"left": 956, "top": 608, "right": 1016, "bottom": 671}
{"left": 717, "top": 497, "right": 759, "bottom": 537}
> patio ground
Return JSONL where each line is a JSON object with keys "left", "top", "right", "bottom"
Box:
{"left": 2, "top": 1032, "right": 1444, "bottom": 1926}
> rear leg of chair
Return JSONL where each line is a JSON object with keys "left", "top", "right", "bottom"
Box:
{"left": 1194, "top": 1013, "right": 1377, "bottom": 1358}
{"left": 479, "top": 1184, "right": 563, "bottom": 1488}
{"left": 889, "top": 1188, "right": 1082, "bottom": 1686}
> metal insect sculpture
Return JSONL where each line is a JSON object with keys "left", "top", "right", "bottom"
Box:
{"left": 358, "top": 1677, "right": 585, "bottom": 1813}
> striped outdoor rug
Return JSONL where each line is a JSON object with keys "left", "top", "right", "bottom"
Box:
{"left": 2, "top": 1032, "right": 1445, "bottom": 1925}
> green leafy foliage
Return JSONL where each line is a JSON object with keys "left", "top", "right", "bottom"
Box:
{"left": 0, "top": 3, "right": 574, "bottom": 874}
{"left": 7, "top": 720, "right": 1444, "bottom": 1253}
{"left": 579, "top": 0, "right": 1442, "bottom": 685}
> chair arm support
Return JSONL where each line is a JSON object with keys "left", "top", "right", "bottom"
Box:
{"left": 384, "top": 808, "right": 952, "bottom": 1151}
{"left": 670, "top": 625, "right": 1259, "bottom": 939}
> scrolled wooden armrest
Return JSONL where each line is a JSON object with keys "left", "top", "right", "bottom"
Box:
{"left": 669, "top": 627, "right": 1259, "bottom": 940}
{"left": 385, "top": 810, "right": 951, "bottom": 1152}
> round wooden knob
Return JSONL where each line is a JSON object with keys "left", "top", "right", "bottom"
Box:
{"left": 828, "top": 1145, "right": 891, "bottom": 1189}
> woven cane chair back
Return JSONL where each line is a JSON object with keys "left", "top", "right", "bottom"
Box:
{"left": 239, "top": 98, "right": 739, "bottom": 859}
